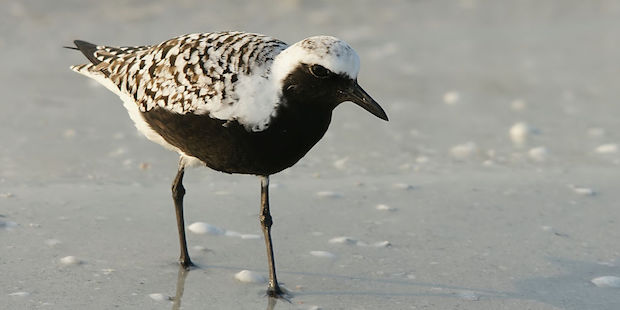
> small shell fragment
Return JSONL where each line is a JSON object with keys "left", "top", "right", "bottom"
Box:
{"left": 234, "top": 270, "right": 267, "bottom": 283}
{"left": 591, "top": 276, "right": 620, "bottom": 288}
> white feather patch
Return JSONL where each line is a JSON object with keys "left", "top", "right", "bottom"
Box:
{"left": 271, "top": 36, "right": 360, "bottom": 84}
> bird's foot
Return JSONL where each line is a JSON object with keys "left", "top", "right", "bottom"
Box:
{"left": 179, "top": 258, "right": 195, "bottom": 270}
{"left": 266, "top": 285, "right": 291, "bottom": 300}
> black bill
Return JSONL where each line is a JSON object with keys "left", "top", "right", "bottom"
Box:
{"left": 343, "top": 81, "right": 389, "bottom": 121}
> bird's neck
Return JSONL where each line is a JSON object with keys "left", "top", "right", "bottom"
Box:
{"left": 249, "top": 95, "right": 332, "bottom": 173}
{"left": 275, "top": 92, "right": 333, "bottom": 132}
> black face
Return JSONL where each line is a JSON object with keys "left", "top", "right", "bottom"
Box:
{"left": 281, "top": 63, "right": 388, "bottom": 121}
{"left": 282, "top": 63, "right": 350, "bottom": 107}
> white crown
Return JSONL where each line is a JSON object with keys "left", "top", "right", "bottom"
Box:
{"left": 271, "top": 36, "right": 360, "bottom": 83}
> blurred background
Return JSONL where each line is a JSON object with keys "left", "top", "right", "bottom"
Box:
{"left": 2, "top": 1, "right": 620, "bottom": 309}
{"left": 2, "top": 0, "right": 619, "bottom": 183}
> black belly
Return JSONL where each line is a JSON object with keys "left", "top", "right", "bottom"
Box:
{"left": 141, "top": 106, "right": 332, "bottom": 175}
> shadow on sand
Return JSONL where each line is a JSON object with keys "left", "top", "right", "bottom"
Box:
{"left": 168, "top": 257, "right": 620, "bottom": 309}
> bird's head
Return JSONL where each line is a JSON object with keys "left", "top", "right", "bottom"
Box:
{"left": 271, "top": 36, "right": 388, "bottom": 121}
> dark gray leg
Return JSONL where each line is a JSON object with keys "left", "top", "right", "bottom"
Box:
{"left": 260, "top": 175, "right": 284, "bottom": 297}
{"left": 172, "top": 160, "right": 193, "bottom": 269}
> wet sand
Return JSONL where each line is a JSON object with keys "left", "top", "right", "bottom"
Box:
{"left": 2, "top": 1, "right": 620, "bottom": 309}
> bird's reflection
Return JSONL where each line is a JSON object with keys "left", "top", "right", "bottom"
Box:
{"left": 266, "top": 296, "right": 278, "bottom": 310}
{"left": 267, "top": 297, "right": 278, "bottom": 310}
{"left": 170, "top": 265, "right": 283, "bottom": 310}
{"left": 172, "top": 266, "right": 190, "bottom": 310}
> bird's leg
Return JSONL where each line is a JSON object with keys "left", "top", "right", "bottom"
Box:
{"left": 260, "top": 175, "right": 285, "bottom": 297}
{"left": 172, "top": 161, "right": 193, "bottom": 269}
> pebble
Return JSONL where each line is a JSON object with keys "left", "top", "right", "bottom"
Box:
{"left": 376, "top": 204, "right": 396, "bottom": 211}
{"left": 187, "top": 222, "right": 225, "bottom": 235}
{"left": 316, "top": 191, "right": 342, "bottom": 199}
{"left": 595, "top": 143, "right": 618, "bottom": 154}
{"left": 568, "top": 185, "right": 596, "bottom": 196}
{"left": 541, "top": 225, "right": 554, "bottom": 232}
{"left": 372, "top": 241, "right": 392, "bottom": 248}
{"left": 8, "top": 291, "right": 30, "bottom": 297}
{"left": 224, "top": 230, "right": 242, "bottom": 237}
{"left": 328, "top": 236, "right": 391, "bottom": 248}
{"left": 310, "top": 251, "right": 336, "bottom": 258}
{"left": 328, "top": 236, "right": 358, "bottom": 245}
{"left": 510, "top": 122, "right": 538, "bottom": 146}
{"left": 192, "top": 245, "right": 210, "bottom": 252}
{"left": 443, "top": 91, "right": 460, "bottom": 105}
{"left": 148, "top": 293, "right": 171, "bottom": 301}
{"left": 415, "top": 156, "right": 429, "bottom": 164}
{"left": 393, "top": 183, "right": 414, "bottom": 190}
{"left": 60, "top": 256, "right": 81, "bottom": 266}
{"left": 0, "top": 192, "right": 15, "bottom": 198}
{"left": 234, "top": 270, "right": 267, "bottom": 283}
{"left": 450, "top": 142, "right": 478, "bottom": 160}
{"left": 591, "top": 276, "right": 620, "bottom": 288}
{"left": 333, "top": 157, "right": 349, "bottom": 170}
{"left": 528, "top": 146, "right": 548, "bottom": 162}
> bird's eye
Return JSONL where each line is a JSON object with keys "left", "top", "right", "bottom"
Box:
{"left": 309, "top": 64, "right": 331, "bottom": 78}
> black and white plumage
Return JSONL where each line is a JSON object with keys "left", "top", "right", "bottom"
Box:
{"left": 69, "top": 31, "right": 387, "bottom": 298}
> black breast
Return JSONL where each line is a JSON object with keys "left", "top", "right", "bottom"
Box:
{"left": 141, "top": 102, "right": 332, "bottom": 176}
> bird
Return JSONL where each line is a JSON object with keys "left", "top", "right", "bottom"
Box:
{"left": 68, "top": 31, "right": 388, "bottom": 298}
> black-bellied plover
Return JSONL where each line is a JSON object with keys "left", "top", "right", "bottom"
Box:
{"left": 68, "top": 31, "right": 388, "bottom": 297}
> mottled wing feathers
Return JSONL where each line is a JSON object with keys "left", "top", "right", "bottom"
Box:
{"left": 70, "top": 32, "right": 288, "bottom": 123}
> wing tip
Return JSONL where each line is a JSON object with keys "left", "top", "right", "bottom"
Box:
{"left": 70, "top": 40, "right": 102, "bottom": 65}
{"left": 73, "top": 40, "right": 96, "bottom": 49}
